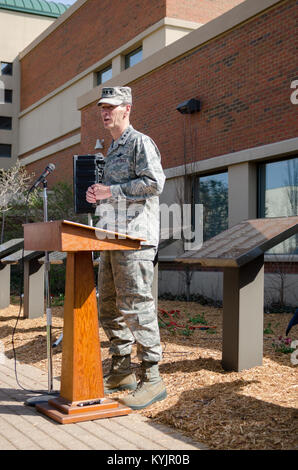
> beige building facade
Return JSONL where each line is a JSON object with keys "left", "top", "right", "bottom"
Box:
{"left": 0, "top": 0, "right": 69, "bottom": 168}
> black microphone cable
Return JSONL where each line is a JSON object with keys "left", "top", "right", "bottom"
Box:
{"left": 11, "top": 191, "right": 48, "bottom": 395}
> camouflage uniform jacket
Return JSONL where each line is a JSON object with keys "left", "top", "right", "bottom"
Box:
{"left": 96, "top": 125, "right": 165, "bottom": 246}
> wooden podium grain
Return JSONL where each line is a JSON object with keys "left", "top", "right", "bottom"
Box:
{"left": 23, "top": 220, "right": 142, "bottom": 424}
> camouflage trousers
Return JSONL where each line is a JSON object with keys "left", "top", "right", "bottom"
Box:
{"left": 98, "top": 247, "right": 162, "bottom": 363}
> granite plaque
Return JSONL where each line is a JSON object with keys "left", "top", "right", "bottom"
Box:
{"left": 177, "top": 216, "right": 298, "bottom": 267}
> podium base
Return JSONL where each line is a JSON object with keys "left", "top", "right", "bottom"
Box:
{"left": 25, "top": 392, "right": 59, "bottom": 407}
{"left": 35, "top": 396, "right": 132, "bottom": 424}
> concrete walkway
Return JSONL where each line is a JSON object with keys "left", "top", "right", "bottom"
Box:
{"left": 0, "top": 357, "right": 207, "bottom": 450}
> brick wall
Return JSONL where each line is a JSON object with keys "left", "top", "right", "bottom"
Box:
{"left": 20, "top": 0, "right": 245, "bottom": 111}
{"left": 265, "top": 261, "right": 298, "bottom": 275}
{"left": 20, "top": 0, "right": 166, "bottom": 110}
{"left": 158, "top": 261, "right": 298, "bottom": 278}
{"left": 159, "top": 261, "right": 298, "bottom": 274}
{"left": 26, "top": 0, "right": 297, "bottom": 182}
{"left": 25, "top": 143, "right": 81, "bottom": 187}
{"left": 166, "top": 0, "right": 244, "bottom": 23}
{"left": 80, "top": 0, "right": 297, "bottom": 170}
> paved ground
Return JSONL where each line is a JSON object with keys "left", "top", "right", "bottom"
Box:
{"left": 0, "top": 357, "right": 207, "bottom": 450}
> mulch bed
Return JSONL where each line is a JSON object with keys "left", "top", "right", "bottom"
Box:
{"left": 0, "top": 299, "right": 297, "bottom": 450}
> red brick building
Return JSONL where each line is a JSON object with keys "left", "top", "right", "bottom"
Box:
{"left": 11, "top": 0, "right": 298, "bottom": 305}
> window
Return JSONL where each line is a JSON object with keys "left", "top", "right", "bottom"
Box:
{"left": 0, "top": 144, "right": 12, "bottom": 158}
{"left": 0, "top": 116, "right": 12, "bottom": 130}
{"left": 194, "top": 171, "right": 228, "bottom": 241}
{"left": 4, "top": 89, "right": 12, "bottom": 103}
{"left": 258, "top": 156, "right": 298, "bottom": 254}
{"left": 96, "top": 65, "right": 112, "bottom": 86}
{"left": 1, "top": 62, "right": 13, "bottom": 75}
{"left": 125, "top": 46, "right": 142, "bottom": 69}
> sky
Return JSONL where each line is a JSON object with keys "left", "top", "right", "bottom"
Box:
{"left": 57, "top": 0, "right": 77, "bottom": 5}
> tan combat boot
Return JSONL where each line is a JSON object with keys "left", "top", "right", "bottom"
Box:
{"left": 118, "top": 361, "right": 167, "bottom": 410}
{"left": 104, "top": 354, "right": 137, "bottom": 394}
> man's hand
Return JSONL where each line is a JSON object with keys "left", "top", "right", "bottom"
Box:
{"left": 86, "top": 183, "right": 112, "bottom": 203}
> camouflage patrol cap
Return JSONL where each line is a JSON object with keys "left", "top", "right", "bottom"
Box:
{"left": 97, "top": 86, "right": 132, "bottom": 106}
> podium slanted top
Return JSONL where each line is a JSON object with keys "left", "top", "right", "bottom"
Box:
{"left": 176, "top": 217, "right": 298, "bottom": 268}
{"left": 23, "top": 220, "right": 144, "bottom": 252}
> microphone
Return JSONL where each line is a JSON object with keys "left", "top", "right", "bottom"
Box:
{"left": 28, "top": 163, "right": 55, "bottom": 192}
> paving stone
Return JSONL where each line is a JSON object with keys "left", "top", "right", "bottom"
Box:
{"left": 0, "top": 357, "right": 207, "bottom": 450}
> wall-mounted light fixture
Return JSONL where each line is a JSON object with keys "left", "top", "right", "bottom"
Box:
{"left": 95, "top": 138, "right": 104, "bottom": 149}
{"left": 176, "top": 98, "right": 201, "bottom": 114}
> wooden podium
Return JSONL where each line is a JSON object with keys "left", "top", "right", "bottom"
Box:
{"left": 23, "top": 220, "right": 142, "bottom": 424}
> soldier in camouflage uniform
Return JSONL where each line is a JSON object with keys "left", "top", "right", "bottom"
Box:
{"left": 86, "top": 86, "right": 167, "bottom": 410}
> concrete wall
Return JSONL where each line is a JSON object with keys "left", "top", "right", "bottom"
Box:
{"left": 19, "top": 74, "right": 91, "bottom": 155}
{"left": 0, "top": 10, "right": 54, "bottom": 61}
{"left": 0, "top": 9, "right": 55, "bottom": 168}
{"left": 158, "top": 269, "right": 298, "bottom": 307}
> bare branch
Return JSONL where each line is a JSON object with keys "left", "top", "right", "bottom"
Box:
{"left": 0, "top": 162, "right": 33, "bottom": 212}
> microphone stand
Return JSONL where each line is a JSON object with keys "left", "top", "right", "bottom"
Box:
{"left": 43, "top": 179, "right": 53, "bottom": 394}
{"left": 25, "top": 178, "right": 58, "bottom": 406}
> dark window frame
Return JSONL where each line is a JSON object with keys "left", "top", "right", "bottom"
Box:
{"left": 1, "top": 62, "right": 13, "bottom": 76}
{"left": 124, "top": 46, "right": 143, "bottom": 69}
{"left": 257, "top": 155, "right": 298, "bottom": 218}
{"left": 0, "top": 143, "right": 12, "bottom": 158}
{"left": 0, "top": 116, "right": 12, "bottom": 130}
{"left": 96, "top": 64, "right": 112, "bottom": 86}
{"left": 4, "top": 89, "right": 13, "bottom": 103}
{"left": 193, "top": 170, "right": 229, "bottom": 242}
{"left": 257, "top": 155, "right": 298, "bottom": 255}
